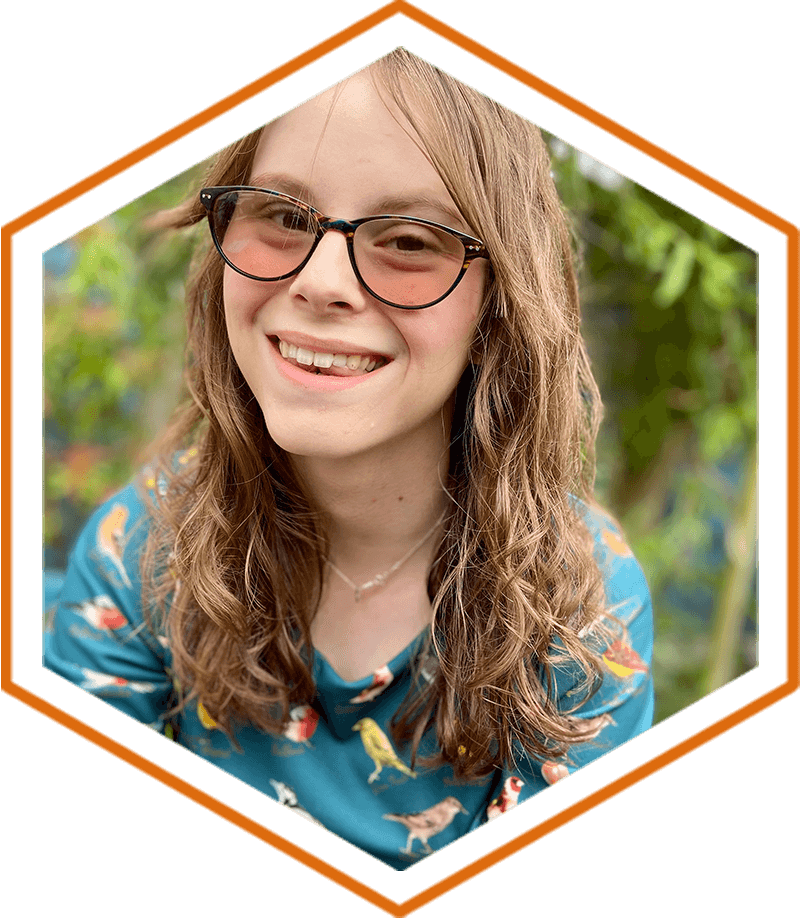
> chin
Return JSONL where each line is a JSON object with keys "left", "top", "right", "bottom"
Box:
{"left": 262, "top": 415, "right": 374, "bottom": 463}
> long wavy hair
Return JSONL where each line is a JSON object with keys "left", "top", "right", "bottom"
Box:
{"left": 141, "top": 49, "right": 612, "bottom": 780}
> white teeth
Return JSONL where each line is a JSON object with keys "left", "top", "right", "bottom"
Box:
{"left": 279, "top": 341, "right": 301, "bottom": 359}
{"left": 277, "top": 339, "right": 385, "bottom": 374}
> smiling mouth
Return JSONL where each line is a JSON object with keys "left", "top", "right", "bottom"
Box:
{"left": 272, "top": 337, "right": 390, "bottom": 377}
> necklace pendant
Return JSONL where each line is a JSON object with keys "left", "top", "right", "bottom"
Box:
{"left": 354, "top": 587, "right": 362, "bottom": 603}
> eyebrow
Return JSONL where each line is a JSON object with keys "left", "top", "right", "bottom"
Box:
{"left": 371, "top": 194, "right": 469, "bottom": 232}
{"left": 248, "top": 172, "right": 312, "bottom": 202}
{"left": 247, "top": 172, "right": 470, "bottom": 232}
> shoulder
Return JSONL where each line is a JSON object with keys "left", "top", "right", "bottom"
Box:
{"left": 572, "top": 496, "right": 633, "bottom": 564}
{"left": 72, "top": 479, "right": 152, "bottom": 567}
{"left": 67, "top": 452, "right": 200, "bottom": 610}
{"left": 571, "top": 497, "right": 651, "bottom": 621}
{"left": 73, "top": 447, "right": 202, "bottom": 576}
{"left": 76, "top": 479, "right": 148, "bottom": 540}
{"left": 45, "top": 477, "right": 176, "bottom": 727}
{"left": 73, "top": 448, "right": 198, "bottom": 565}
{"left": 554, "top": 497, "right": 654, "bottom": 718}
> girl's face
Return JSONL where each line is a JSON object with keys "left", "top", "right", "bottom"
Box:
{"left": 223, "top": 71, "right": 487, "bottom": 465}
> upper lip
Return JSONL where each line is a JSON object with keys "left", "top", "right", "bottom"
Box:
{"left": 269, "top": 331, "right": 392, "bottom": 360}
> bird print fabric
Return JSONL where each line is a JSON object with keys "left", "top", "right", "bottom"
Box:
{"left": 43, "top": 478, "right": 654, "bottom": 869}
{"left": 486, "top": 776, "right": 524, "bottom": 820}
{"left": 384, "top": 797, "right": 468, "bottom": 855}
{"left": 353, "top": 718, "right": 417, "bottom": 784}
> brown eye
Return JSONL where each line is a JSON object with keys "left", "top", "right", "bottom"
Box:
{"left": 370, "top": 223, "right": 448, "bottom": 257}
{"left": 279, "top": 210, "right": 313, "bottom": 232}
{"left": 391, "top": 234, "right": 425, "bottom": 252}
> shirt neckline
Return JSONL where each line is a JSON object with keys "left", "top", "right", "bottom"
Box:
{"left": 312, "top": 625, "right": 430, "bottom": 685}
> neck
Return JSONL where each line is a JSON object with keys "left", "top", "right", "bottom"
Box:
{"left": 291, "top": 435, "right": 451, "bottom": 573}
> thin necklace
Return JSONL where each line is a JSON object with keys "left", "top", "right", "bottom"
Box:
{"left": 325, "top": 511, "right": 447, "bottom": 603}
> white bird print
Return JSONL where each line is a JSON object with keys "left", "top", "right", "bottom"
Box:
{"left": 269, "top": 779, "right": 325, "bottom": 826}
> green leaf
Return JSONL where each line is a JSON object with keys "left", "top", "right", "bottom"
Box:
{"left": 700, "top": 407, "right": 744, "bottom": 463}
{"left": 654, "top": 236, "right": 695, "bottom": 308}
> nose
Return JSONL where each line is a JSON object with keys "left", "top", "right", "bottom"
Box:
{"left": 287, "top": 228, "right": 368, "bottom": 313}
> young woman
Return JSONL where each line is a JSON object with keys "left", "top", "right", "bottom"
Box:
{"left": 45, "top": 50, "right": 654, "bottom": 868}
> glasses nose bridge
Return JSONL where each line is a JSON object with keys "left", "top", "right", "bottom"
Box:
{"left": 294, "top": 215, "right": 364, "bottom": 303}
{"left": 316, "top": 216, "right": 358, "bottom": 240}
{"left": 306, "top": 216, "right": 361, "bottom": 277}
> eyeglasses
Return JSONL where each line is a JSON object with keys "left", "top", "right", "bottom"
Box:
{"left": 200, "top": 186, "right": 489, "bottom": 309}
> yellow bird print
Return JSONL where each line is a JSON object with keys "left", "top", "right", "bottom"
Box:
{"left": 197, "top": 702, "right": 217, "bottom": 730}
{"left": 352, "top": 718, "right": 416, "bottom": 784}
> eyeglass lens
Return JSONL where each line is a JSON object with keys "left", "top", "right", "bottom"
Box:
{"left": 211, "top": 190, "right": 467, "bottom": 307}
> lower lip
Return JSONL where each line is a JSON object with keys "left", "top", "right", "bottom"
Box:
{"left": 269, "top": 339, "right": 388, "bottom": 391}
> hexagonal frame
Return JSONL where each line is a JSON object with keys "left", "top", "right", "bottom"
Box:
{"left": 3, "top": 3, "right": 798, "bottom": 915}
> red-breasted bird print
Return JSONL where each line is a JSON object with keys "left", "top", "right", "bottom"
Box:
{"left": 349, "top": 664, "right": 394, "bottom": 703}
{"left": 70, "top": 596, "right": 128, "bottom": 630}
{"left": 384, "top": 796, "right": 468, "bottom": 854}
{"left": 282, "top": 705, "right": 319, "bottom": 744}
{"left": 486, "top": 776, "right": 524, "bottom": 820}
{"left": 79, "top": 667, "right": 157, "bottom": 694}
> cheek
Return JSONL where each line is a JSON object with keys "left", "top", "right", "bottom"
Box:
{"left": 223, "top": 270, "right": 255, "bottom": 329}
{"left": 414, "top": 271, "right": 485, "bottom": 367}
{"left": 221, "top": 272, "right": 272, "bottom": 384}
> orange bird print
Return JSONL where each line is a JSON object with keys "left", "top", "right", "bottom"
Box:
{"left": 601, "top": 526, "right": 634, "bottom": 558}
{"left": 602, "top": 640, "right": 649, "bottom": 679}
{"left": 96, "top": 504, "right": 132, "bottom": 587}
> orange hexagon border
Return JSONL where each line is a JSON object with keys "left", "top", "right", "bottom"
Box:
{"left": 2, "top": 3, "right": 798, "bottom": 915}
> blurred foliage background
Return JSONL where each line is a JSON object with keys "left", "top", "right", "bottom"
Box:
{"left": 43, "top": 136, "right": 758, "bottom": 725}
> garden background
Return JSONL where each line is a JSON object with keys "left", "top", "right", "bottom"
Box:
{"left": 43, "top": 135, "right": 758, "bottom": 724}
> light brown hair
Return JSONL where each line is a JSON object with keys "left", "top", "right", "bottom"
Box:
{"left": 142, "top": 49, "right": 612, "bottom": 779}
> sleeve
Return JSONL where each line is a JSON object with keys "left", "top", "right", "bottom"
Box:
{"left": 549, "top": 504, "right": 655, "bottom": 777}
{"left": 486, "top": 505, "right": 655, "bottom": 821}
{"left": 561, "top": 511, "right": 655, "bottom": 769}
{"left": 43, "top": 482, "right": 175, "bottom": 732}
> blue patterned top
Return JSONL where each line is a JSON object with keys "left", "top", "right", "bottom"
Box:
{"left": 44, "top": 479, "right": 654, "bottom": 869}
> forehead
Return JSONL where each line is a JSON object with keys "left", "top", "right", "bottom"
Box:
{"left": 249, "top": 71, "right": 457, "bottom": 215}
